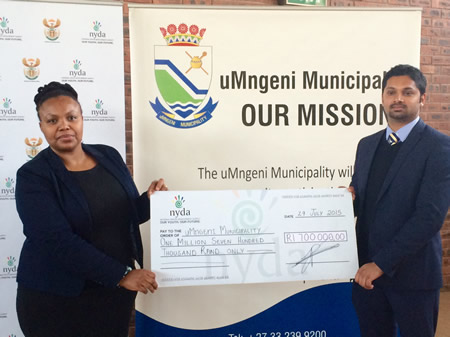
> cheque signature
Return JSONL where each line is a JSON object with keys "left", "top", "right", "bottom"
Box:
{"left": 293, "top": 243, "right": 340, "bottom": 273}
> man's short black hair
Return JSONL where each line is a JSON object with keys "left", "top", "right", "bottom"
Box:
{"left": 382, "top": 64, "right": 427, "bottom": 96}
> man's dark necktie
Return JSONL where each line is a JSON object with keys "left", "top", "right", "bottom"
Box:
{"left": 387, "top": 132, "right": 400, "bottom": 146}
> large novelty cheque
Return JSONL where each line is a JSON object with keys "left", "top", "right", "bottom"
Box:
{"left": 150, "top": 189, "right": 358, "bottom": 287}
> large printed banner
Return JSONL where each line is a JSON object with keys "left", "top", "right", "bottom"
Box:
{"left": 130, "top": 6, "right": 421, "bottom": 337}
{"left": 0, "top": 1, "right": 125, "bottom": 335}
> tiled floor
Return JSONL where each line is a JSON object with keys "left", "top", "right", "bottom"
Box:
{"left": 437, "top": 290, "right": 450, "bottom": 337}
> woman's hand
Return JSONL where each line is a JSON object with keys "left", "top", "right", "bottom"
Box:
{"left": 147, "top": 178, "right": 168, "bottom": 198}
{"left": 118, "top": 269, "right": 158, "bottom": 294}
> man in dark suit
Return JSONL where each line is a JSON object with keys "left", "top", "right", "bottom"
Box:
{"left": 349, "top": 64, "right": 450, "bottom": 337}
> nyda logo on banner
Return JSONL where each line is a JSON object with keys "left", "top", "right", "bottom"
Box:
{"left": 60, "top": 59, "right": 94, "bottom": 83}
{"left": 1, "top": 256, "right": 17, "bottom": 279}
{"left": 71, "top": 59, "right": 85, "bottom": 77}
{"left": 1, "top": 98, "right": 15, "bottom": 117}
{"left": 81, "top": 20, "right": 112, "bottom": 44}
{"left": 2, "top": 97, "right": 11, "bottom": 109}
{"left": 0, "top": 17, "right": 11, "bottom": 33}
{"left": 91, "top": 21, "right": 105, "bottom": 39}
{"left": 0, "top": 177, "right": 15, "bottom": 200}
{"left": 43, "top": 18, "right": 61, "bottom": 41}
{"left": 0, "top": 17, "right": 21, "bottom": 41}
{"left": 91, "top": 99, "right": 108, "bottom": 117}
{"left": 0, "top": 97, "right": 24, "bottom": 121}
{"left": 151, "top": 23, "right": 218, "bottom": 129}
{"left": 84, "top": 99, "right": 114, "bottom": 122}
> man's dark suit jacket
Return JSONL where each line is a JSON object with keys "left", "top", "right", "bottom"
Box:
{"left": 351, "top": 119, "right": 450, "bottom": 290}
{"left": 15, "top": 144, "right": 150, "bottom": 296}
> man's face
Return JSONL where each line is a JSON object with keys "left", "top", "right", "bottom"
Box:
{"left": 382, "top": 75, "right": 425, "bottom": 126}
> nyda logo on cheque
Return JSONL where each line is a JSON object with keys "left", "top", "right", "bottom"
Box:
{"left": 170, "top": 195, "right": 190, "bottom": 217}
{"left": 151, "top": 23, "right": 218, "bottom": 129}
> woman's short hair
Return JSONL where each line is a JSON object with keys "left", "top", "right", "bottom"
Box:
{"left": 34, "top": 81, "right": 80, "bottom": 119}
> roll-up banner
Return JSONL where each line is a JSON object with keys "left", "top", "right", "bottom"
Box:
{"left": 130, "top": 5, "right": 421, "bottom": 337}
{"left": 0, "top": 1, "right": 125, "bottom": 335}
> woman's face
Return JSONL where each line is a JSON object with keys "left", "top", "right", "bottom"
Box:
{"left": 38, "top": 95, "right": 83, "bottom": 154}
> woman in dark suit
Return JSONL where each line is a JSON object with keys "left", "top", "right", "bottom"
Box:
{"left": 15, "top": 81, "right": 166, "bottom": 337}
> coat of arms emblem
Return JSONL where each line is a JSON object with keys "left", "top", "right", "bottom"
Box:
{"left": 151, "top": 23, "right": 218, "bottom": 128}
{"left": 43, "top": 18, "right": 61, "bottom": 41}
{"left": 24, "top": 137, "right": 43, "bottom": 159}
{"left": 22, "top": 58, "right": 40, "bottom": 80}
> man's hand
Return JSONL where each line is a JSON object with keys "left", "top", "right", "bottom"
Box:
{"left": 338, "top": 186, "right": 355, "bottom": 200}
{"left": 347, "top": 186, "right": 356, "bottom": 201}
{"left": 354, "top": 262, "right": 384, "bottom": 290}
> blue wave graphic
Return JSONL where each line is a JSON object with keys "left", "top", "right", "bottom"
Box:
{"left": 168, "top": 102, "right": 201, "bottom": 119}
{"left": 170, "top": 103, "right": 199, "bottom": 109}
{"left": 136, "top": 282, "right": 361, "bottom": 337}
{"left": 156, "top": 59, "right": 208, "bottom": 95}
